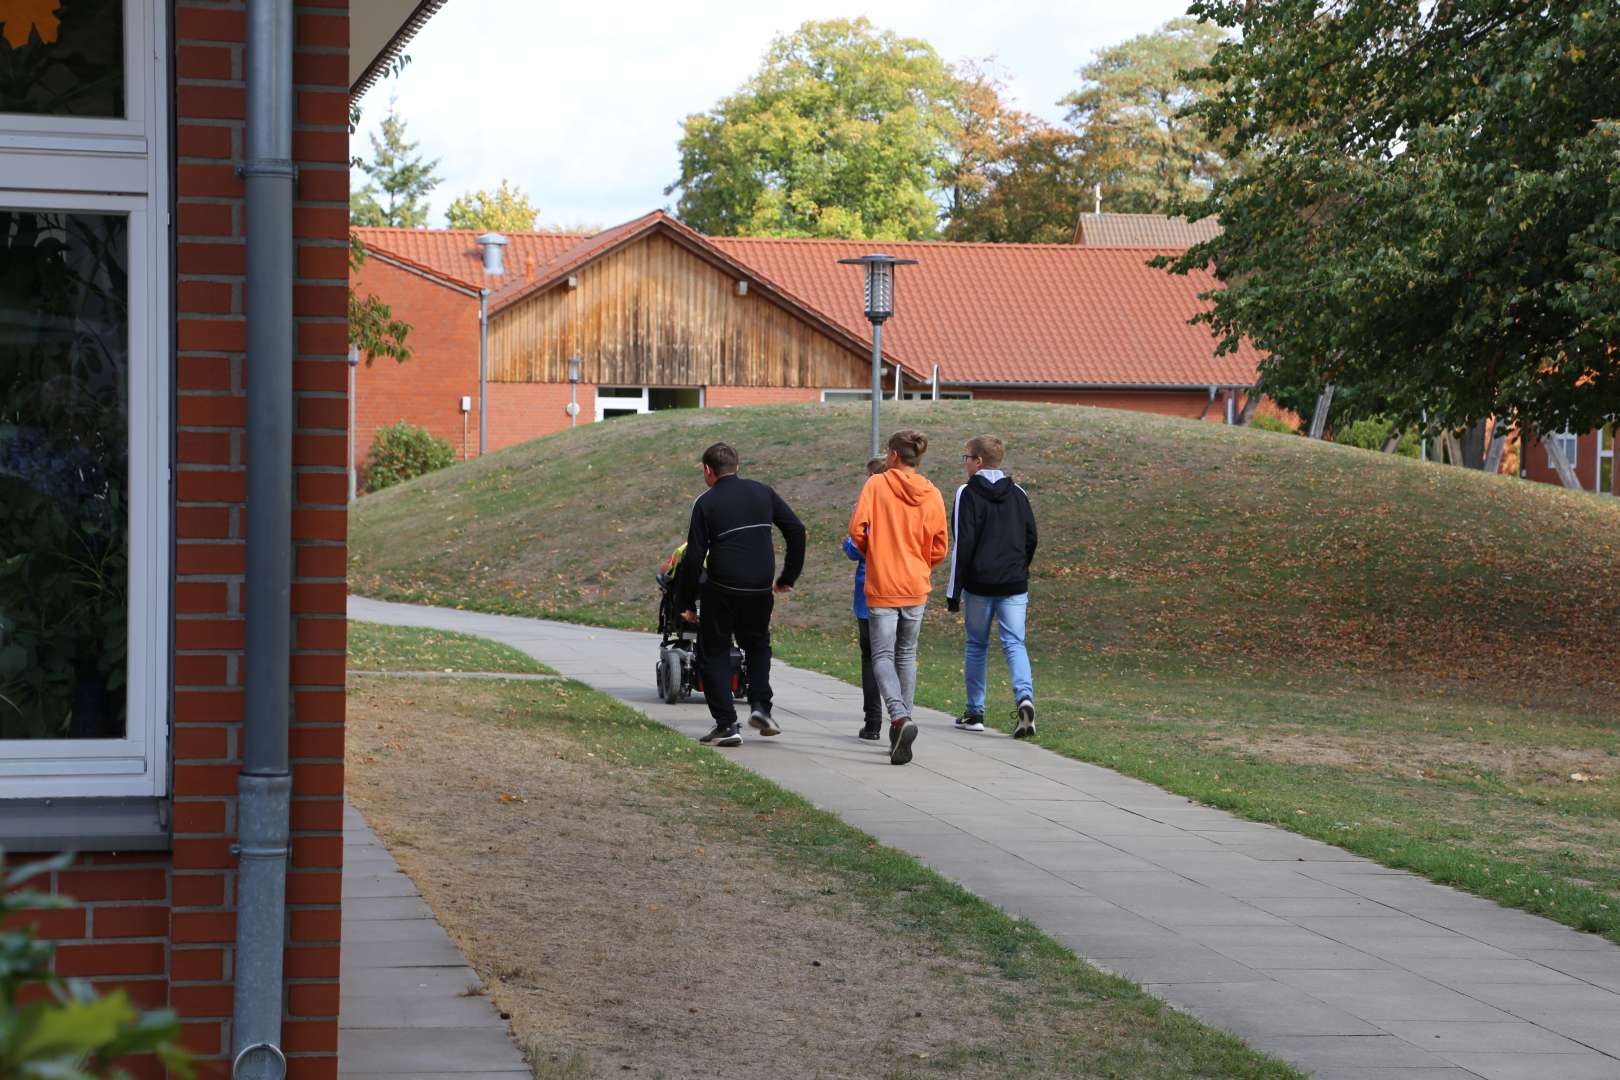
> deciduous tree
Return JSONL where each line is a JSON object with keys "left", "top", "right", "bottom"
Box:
{"left": 1162, "top": 1, "right": 1620, "bottom": 465}
{"left": 667, "top": 18, "right": 960, "bottom": 240}
{"left": 445, "top": 179, "right": 539, "bottom": 232}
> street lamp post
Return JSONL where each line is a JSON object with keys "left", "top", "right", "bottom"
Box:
{"left": 839, "top": 253, "right": 918, "bottom": 458}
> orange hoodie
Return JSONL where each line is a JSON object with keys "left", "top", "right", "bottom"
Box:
{"left": 848, "top": 468, "right": 949, "bottom": 608}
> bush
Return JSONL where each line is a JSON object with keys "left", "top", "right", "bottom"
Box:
{"left": 1335, "top": 416, "right": 1420, "bottom": 458}
{"left": 1248, "top": 415, "right": 1296, "bottom": 434}
{"left": 364, "top": 421, "right": 455, "bottom": 493}
{"left": 1, "top": 851, "right": 193, "bottom": 1078}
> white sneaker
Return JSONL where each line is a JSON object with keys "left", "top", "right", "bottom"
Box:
{"left": 1013, "top": 700, "right": 1036, "bottom": 739}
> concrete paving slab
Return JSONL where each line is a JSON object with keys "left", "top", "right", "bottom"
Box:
{"left": 350, "top": 596, "right": 1620, "bottom": 1080}
{"left": 1373, "top": 1020, "right": 1591, "bottom": 1055}
{"left": 1148, "top": 980, "right": 1384, "bottom": 1037}
{"left": 339, "top": 805, "right": 527, "bottom": 1078}
{"left": 1271, "top": 970, "right": 1516, "bottom": 1022}
{"left": 1441, "top": 1052, "right": 1620, "bottom": 1079}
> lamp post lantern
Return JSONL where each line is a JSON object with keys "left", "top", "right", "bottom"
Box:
{"left": 839, "top": 253, "right": 918, "bottom": 457}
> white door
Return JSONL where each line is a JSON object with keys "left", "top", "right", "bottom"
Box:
{"left": 595, "top": 386, "right": 649, "bottom": 422}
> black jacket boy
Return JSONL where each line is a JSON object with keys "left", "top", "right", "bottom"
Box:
{"left": 945, "top": 472, "right": 1037, "bottom": 607}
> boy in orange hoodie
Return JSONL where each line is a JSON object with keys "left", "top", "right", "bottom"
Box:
{"left": 848, "top": 430, "right": 949, "bottom": 765}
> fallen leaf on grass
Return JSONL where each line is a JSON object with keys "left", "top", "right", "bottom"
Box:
{"left": 498, "top": 792, "right": 524, "bottom": 803}
{"left": 1570, "top": 772, "right": 1601, "bottom": 783}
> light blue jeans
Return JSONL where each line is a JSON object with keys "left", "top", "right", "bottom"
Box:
{"left": 868, "top": 603, "right": 925, "bottom": 722}
{"left": 962, "top": 591, "right": 1033, "bottom": 713}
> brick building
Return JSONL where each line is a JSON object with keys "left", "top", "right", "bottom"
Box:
{"left": 349, "top": 211, "right": 1264, "bottom": 471}
{"left": 1, "top": 2, "right": 438, "bottom": 1076}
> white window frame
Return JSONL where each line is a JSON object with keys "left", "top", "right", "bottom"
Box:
{"left": 0, "top": 0, "right": 170, "bottom": 801}
{"left": 820, "top": 389, "right": 974, "bottom": 402}
{"left": 595, "top": 386, "right": 704, "bottom": 422}
{"left": 1599, "top": 424, "right": 1615, "bottom": 497}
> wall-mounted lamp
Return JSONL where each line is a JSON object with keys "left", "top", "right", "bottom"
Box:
{"left": 566, "top": 355, "right": 582, "bottom": 429}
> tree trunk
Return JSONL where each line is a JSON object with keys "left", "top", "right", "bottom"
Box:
{"left": 1458, "top": 419, "right": 1488, "bottom": 469}
{"left": 1308, "top": 384, "right": 1335, "bottom": 439}
{"left": 1442, "top": 431, "right": 1464, "bottom": 466}
{"left": 1237, "top": 393, "right": 1261, "bottom": 425}
{"left": 1483, "top": 426, "right": 1508, "bottom": 474}
{"left": 1544, "top": 435, "right": 1583, "bottom": 490}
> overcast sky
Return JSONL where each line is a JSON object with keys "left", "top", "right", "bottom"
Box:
{"left": 352, "top": 0, "right": 1196, "bottom": 230}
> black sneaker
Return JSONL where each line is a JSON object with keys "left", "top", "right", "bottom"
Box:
{"left": 858, "top": 719, "right": 883, "bottom": 741}
{"left": 748, "top": 706, "right": 781, "bottom": 737}
{"left": 1013, "top": 700, "right": 1036, "bottom": 740}
{"left": 700, "top": 723, "right": 743, "bottom": 747}
{"left": 890, "top": 719, "right": 918, "bottom": 765}
{"left": 955, "top": 710, "right": 985, "bottom": 732}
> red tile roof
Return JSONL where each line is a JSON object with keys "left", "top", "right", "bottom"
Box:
{"left": 358, "top": 218, "right": 1259, "bottom": 389}
{"left": 1072, "top": 212, "right": 1223, "bottom": 248}
{"left": 712, "top": 236, "right": 1258, "bottom": 387}
{"left": 354, "top": 227, "right": 586, "bottom": 291}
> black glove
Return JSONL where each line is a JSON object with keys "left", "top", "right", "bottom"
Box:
{"left": 946, "top": 596, "right": 960, "bottom": 613}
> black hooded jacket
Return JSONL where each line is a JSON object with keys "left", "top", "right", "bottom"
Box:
{"left": 946, "top": 472, "right": 1037, "bottom": 601}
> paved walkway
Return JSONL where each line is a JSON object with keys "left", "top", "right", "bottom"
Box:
{"left": 339, "top": 801, "right": 528, "bottom": 1078}
{"left": 350, "top": 596, "right": 1620, "bottom": 1080}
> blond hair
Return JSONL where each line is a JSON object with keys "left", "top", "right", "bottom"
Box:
{"left": 964, "top": 435, "right": 1004, "bottom": 468}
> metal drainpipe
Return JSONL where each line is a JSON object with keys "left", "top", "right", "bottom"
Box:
{"left": 479, "top": 289, "right": 489, "bottom": 455}
{"left": 234, "top": 0, "right": 294, "bottom": 1075}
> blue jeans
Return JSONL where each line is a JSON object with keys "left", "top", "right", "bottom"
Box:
{"left": 962, "top": 591, "right": 1033, "bottom": 713}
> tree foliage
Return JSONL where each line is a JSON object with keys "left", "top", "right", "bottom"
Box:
{"left": 1062, "top": 17, "right": 1229, "bottom": 214}
{"left": 667, "top": 18, "right": 961, "bottom": 240}
{"left": 350, "top": 101, "right": 441, "bottom": 228}
{"left": 1164, "top": 1, "right": 1620, "bottom": 440}
{"left": 445, "top": 179, "right": 539, "bottom": 232}
{"left": 348, "top": 235, "right": 411, "bottom": 365}
{"left": 943, "top": 62, "right": 1085, "bottom": 242}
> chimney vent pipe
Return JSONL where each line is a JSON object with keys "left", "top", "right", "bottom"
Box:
{"left": 477, "top": 232, "right": 509, "bottom": 276}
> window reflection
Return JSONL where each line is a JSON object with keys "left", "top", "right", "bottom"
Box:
{"left": 0, "top": 0, "right": 124, "bottom": 118}
{"left": 0, "top": 209, "right": 129, "bottom": 740}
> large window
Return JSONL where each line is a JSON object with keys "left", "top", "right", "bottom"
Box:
{"left": 0, "top": 0, "right": 167, "bottom": 802}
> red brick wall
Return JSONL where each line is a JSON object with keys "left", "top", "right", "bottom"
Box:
{"left": 969, "top": 386, "right": 1219, "bottom": 420}
{"left": 351, "top": 256, "right": 481, "bottom": 465}
{"left": 1521, "top": 430, "right": 1608, "bottom": 492}
{"left": 487, "top": 382, "right": 596, "bottom": 451}
{"left": 27, "top": 4, "right": 350, "bottom": 1077}
{"left": 705, "top": 385, "right": 822, "bottom": 407}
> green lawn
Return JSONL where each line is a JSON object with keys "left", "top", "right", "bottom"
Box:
{"left": 352, "top": 628, "right": 1303, "bottom": 1080}
{"left": 350, "top": 401, "right": 1620, "bottom": 941}
{"left": 347, "top": 620, "right": 552, "bottom": 675}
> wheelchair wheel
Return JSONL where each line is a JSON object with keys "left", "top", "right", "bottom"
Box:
{"left": 656, "top": 654, "right": 680, "bottom": 705}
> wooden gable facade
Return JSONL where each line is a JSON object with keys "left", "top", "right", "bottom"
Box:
{"left": 487, "top": 229, "right": 885, "bottom": 391}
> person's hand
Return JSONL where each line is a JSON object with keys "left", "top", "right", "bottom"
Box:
{"left": 680, "top": 608, "right": 698, "bottom": 624}
{"left": 773, "top": 582, "right": 794, "bottom": 594}
{"left": 946, "top": 596, "right": 960, "bottom": 614}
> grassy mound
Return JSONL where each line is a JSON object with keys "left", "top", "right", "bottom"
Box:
{"left": 352, "top": 401, "right": 1619, "bottom": 699}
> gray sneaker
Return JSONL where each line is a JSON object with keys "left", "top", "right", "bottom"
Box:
{"left": 1013, "top": 700, "right": 1036, "bottom": 740}
{"left": 700, "top": 723, "right": 743, "bottom": 747}
{"left": 748, "top": 706, "right": 781, "bottom": 737}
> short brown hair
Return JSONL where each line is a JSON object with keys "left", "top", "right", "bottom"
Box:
{"left": 887, "top": 429, "right": 928, "bottom": 466}
{"left": 701, "top": 442, "right": 738, "bottom": 475}
{"left": 964, "top": 435, "right": 1004, "bottom": 468}
{"left": 866, "top": 456, "right": 889, "bottom": 476}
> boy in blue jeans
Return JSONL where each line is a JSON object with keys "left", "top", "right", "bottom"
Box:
{"left": 945, "top": 435, "right": 1039, "bottom": 738}
{"left": 843, "top": 456, "right": 889, "bottom": 740}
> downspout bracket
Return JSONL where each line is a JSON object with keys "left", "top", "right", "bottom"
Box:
{"left": 236, "top": 159, "right": 299, "bottom": 180}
